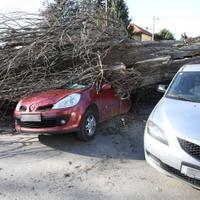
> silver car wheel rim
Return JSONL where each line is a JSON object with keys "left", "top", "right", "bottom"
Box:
{"left": 85, "top": 114, "right": 96, "bottom": 136}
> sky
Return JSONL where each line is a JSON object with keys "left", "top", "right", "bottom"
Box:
{"left": 0, "top": 0, "right": 44, "bottom": 13}
{"left": 0, "top": 0, "right": 199, "bottom": 39}
{"left": 126, "top": 0, "right": 200, "bottom": 39}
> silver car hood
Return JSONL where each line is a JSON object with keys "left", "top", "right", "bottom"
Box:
{"left": 151, "top": 97, "right": 200, "bottom": 141}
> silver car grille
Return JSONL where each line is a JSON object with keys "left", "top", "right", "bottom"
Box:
{"left": 178, "top": 138, "right": 200, "bottom": 161}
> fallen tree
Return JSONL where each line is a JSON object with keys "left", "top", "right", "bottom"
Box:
{"left": 105, "top": 38, "right": 200, "bottom": 86}
{"left": 0, "top": 8, "right": 200, "bottom": 112}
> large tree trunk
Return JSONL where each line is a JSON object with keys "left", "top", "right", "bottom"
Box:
{"left": 104, "top": 38, "right": 200, "bottom": 86}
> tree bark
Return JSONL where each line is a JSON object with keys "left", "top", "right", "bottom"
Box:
{"left": 104, "top": 38, "right": 200, "bottom": 86}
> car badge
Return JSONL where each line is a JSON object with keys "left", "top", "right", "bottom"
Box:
{"left": 29, "top": 104, "right": 35, "bottom": 111}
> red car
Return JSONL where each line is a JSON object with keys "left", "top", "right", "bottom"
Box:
{"left": 14, "top": 83, "right": 131, "bottom": 141}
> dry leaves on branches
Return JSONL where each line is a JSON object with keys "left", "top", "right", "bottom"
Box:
{"left": 0, "top": 6, "right": 142, "bottom": 109}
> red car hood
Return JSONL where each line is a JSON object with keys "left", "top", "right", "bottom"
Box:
{"left": 21, "top": 89, "right": 82, "bottom": 108}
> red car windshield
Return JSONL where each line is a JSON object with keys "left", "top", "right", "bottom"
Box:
{"left": 61, "top": 83, "right": 92, "bottom": 90}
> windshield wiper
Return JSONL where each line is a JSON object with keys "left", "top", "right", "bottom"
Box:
{"left": 166, "top": 94, "right": 193, "bottom": 102}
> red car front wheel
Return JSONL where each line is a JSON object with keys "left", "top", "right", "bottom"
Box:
{"left": 76, "top": 108, "right": 98, "bottom": 141}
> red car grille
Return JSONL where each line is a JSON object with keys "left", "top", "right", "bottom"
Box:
{"left": 37, "top": 105, "right": 53, "bottom": 111}
{"left": 19, "top": 106, "right": 27, "bottom": 112}
{"left": 16, "top": 116, "right": 69, "bottom": 128}
{"left": 19, "top": 104, "right": 53, "bottom": 112}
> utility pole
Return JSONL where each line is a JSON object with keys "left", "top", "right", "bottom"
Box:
{"left": 105, "top": 0, "right": 108, "bottom": 26}
{"left": 105, "top": 0, "right": 108, "bottom": 13}
{"left": 152, "top": 16, "right": 159, "bottom": 41}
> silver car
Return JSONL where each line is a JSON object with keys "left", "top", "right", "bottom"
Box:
{"left": 144, "top": 64, "right": 200, "bottom": 188}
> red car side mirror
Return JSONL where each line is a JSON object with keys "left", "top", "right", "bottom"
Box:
{"left": 101, "top": 84, "right": 112, "bottom": 90}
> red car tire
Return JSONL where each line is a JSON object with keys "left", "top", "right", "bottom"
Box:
{"left": 76, "top": 107, "right": 98, "bottom": 141}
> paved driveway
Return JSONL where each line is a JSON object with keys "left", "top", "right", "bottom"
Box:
{"left": 0, "top": 110, "right": 199, "bottom": 200}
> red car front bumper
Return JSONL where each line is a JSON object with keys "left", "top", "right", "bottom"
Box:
{"left": 14, "top": 107, "right": 84, "bottom": 134}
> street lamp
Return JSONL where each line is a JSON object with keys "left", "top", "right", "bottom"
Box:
{"left": 152, "top": 16, "right": 159, "bottom": 41}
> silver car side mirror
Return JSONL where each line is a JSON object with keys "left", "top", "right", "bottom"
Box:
{"left": 157, "top": 84, "right": 168, "bottom": 93}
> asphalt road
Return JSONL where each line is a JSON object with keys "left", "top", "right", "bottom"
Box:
{"left": 0, "top": 108, "right": 199, "bottom": 200}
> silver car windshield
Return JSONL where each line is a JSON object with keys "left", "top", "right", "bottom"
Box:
{"left": 166, "top": 72, "right": 200, "bottom": 103}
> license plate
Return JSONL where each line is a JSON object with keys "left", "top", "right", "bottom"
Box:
{"left": 181, "top": 165, "right": 200, "bottom": 180}
{"left": 21, "top": 114, "right": 41, "bottom": 122}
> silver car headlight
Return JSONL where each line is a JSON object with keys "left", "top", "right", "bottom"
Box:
{"left": 147, "top": 120, "right": 168, "bottom": 145}
{"left": 52, "top": 93, "right": 81, "bottom": 109}
{"left": 15, "top": 101, "right": 22, "bottom": 111}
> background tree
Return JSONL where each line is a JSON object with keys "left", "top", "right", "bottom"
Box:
{"left": 114, "top": 0, "right": 130, "bottom": 27}
{"left": 97, "top": 0, "right": 131, "bottom": 28}
{"left": 154, "top": 29, "right": 175, "bottom": 40}
{"left": 43, "top": 0, "right": 130, "bottom": 36}
{"left": 42, "top": 0, "right": 79, "bottom": 24}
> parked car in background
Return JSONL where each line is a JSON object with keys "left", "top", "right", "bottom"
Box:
{"left": 144, "top": 64, "right": 200, "bottom": 188}
{"left": 14, "top": 83, "right": 131, "bottom": 141}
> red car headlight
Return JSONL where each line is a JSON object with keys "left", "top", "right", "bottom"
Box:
{"left": 52, "top": 93, "right": 81, "bottom": 109}
{"left": 15, "top": 100, "right": 22, "bottom": 111}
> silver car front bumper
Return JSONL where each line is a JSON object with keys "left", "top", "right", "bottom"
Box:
{"left": 144, "top": 131, "right": 200, "bottom": 188}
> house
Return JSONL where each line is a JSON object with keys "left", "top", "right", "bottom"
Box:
{"left": 128, "top": 23, "right": 152, "bottom": 41}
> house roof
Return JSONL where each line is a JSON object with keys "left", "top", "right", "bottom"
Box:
{"left": 128, "top": 23, "right": 152, "bottom": 37}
